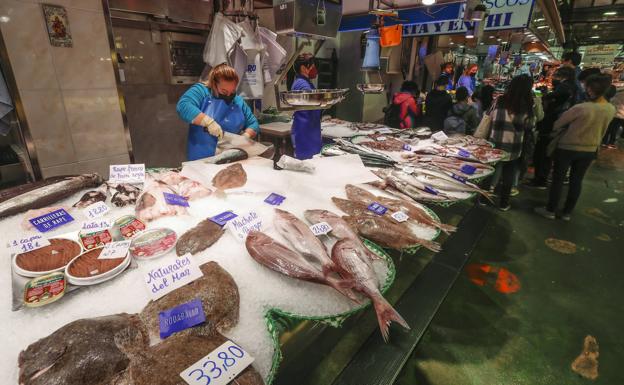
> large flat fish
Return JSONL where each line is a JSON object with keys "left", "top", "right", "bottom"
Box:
{"left": 158, "top": 171, "right": 212, "bottom": 200}
{"left": 273, "top": 208, "right": 338, "bottom": 276}
{"left": 18, "top": 313, "right": 148, "bottom": 385}
{"left": 0, "top": 174, "right": 103, "bottom": 219}
{"left": 331, "top": 239, "right": 409, "bottom": 342}
{"left": 212, "top": 163, "right": 247, "bottom": 197}
{"left": 245, "top": 231, "right": 358, "bottom": 302}
{"left": 176, "top": 219, "right": 225, "bottom": 256}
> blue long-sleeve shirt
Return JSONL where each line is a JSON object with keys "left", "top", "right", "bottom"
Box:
{"left": 456, "top": 75, "right": 476, "bottom": 96}
{"left": 176, "top": 83, "right": 259, "bottom": 132}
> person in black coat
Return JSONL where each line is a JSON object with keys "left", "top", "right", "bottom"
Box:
{"left": 425, "top": 76, "right": 453, "bottom": 131}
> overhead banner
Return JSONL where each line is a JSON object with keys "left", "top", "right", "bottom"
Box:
{"left": 581, "top": 44, "right": 622, "bottom": 66}
{"left": 403, "top": 0, "right": 535, "bottom": 37}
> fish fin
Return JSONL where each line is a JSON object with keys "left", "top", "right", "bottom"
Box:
{"left": 215, "top": 189, "right": 226, "bottom": 199}
{"left": 437, "top": 223, "right": 457, "bottom": 234}
{"left": 371, "top": 294, "right": 410, "bottom": 342}
{"left": 326, "top": 276, "right": 361, "bottom": 303}
{"left": 417, "top": 239, "right": 442, "bottom": 253}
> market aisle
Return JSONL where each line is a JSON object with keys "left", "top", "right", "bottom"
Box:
{"left": 394, "top": 145, "right": 624, "bottom": 385}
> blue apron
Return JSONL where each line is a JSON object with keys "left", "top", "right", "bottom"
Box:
{"left": 291, "top": 76, "right": 322, "bottom": 160}
{"left": 187, "top": 97, "right": 245, "bottom": 160}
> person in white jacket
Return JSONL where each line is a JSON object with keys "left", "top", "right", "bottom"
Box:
{"left": 603, "top": 89, "right": 624, "bottom": 148}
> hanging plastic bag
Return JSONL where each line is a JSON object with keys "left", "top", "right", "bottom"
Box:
{"left": 258, "top": 26, "right": 287, "bottom": 84}
{"left": 238, "top": 20, "right": 265, "bottom": 99}
{"left": 203, "top": 13, "right": 244, "bottom": 66}
{"left": 379, "top": 24, "right": 402, "bottom": 47}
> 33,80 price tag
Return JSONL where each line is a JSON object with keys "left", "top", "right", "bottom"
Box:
{"left": 180, "top": 340, "right": 254, "bottom": 385}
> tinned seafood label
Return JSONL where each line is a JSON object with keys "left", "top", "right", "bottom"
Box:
{"left": 29, "top": 209, "right": 74, "bottom": 233}
{"left": 451, "top": 173, "right": 468, "bottom": 183}
{"left": 210, "top": 211, "right": 239, "bottom": 227}
{"left": 163, "top": 192, "right": 190, "bottom": 207}
{"left": 460, "top": 164, "right": 477, "bottom": 175}
{"left": 180, "top": 340, "right": 254, "bottom": 385}
{"left": 367, "top": 202, "right": 388, "bottom": 215}
{"left": 159, "top": 298, "right": 206, "bottom": 339}
{"left": 264, "top": 193, "right": 286, "bottom": 206}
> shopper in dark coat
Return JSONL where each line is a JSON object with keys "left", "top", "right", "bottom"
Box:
{"left": 425, "top": 76, "right": 453, "bottom": 131}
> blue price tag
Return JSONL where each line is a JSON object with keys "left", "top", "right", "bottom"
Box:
{"left": 424, "top": 186, "right": 439, "bottom": 195}
{"left": 264, "top": 193, "right": 286, "bottom": 206}
{"left": 460, "top": 164, "right": 477, "bottom": 175}
{"left": 451, "top": 173, "right": 467, "bottom": 183}
{"left": 210, "top": 211, "right": 238, "bottom": 227}
{"left": 402, "top": 144, "right": 412, "bottom": 151}
{"left": 159, "top": 298, "right": 206, "bottom": 339}
{"left": 29, "top": 209, "right": 74, "bottom": 233}
{"left": 163, "top": 192, "right": 189, "bottom": 207}
{"left": 367, "top": 202, "right": 388, "bottom": 215}
{"left": 458, "top": 149, "right": 471, "bottom": 158}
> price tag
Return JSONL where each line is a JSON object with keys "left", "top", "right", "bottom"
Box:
{"left": 391, "top": 211, "right": 409, "bottom": 223}
{"left": 460, "top": 164, "right": 477, "bottom": 175}
{"left": 424, "top": 186, "right": 439, "bottom": 195}
{"left": 82, "top": 201, "right": 110, "bottom": 219}
{"left": 29, "top": 209, "right": 74, "bottom": 233}
{"left": 180, "top": 340, "right": 254, "bottom": 385}
{"left": 210, "top": 211, "right": 238, "bottom": 227}
{"left": 402, "top": 165, "right": 415, "bottom": 174}
{"left": 431, "top": 131, "right": 448, "bottom": 141}
{"left": 81, "top": 219, "right": 112, "bottom": 232}
{"left": 458, "top": 148, "right": 471, "bottom": 158}
{"left": 376, "top": 136, "right": 387, "bottom": 141}
{"left": 163, "top": 192, "right": 190, "bottom": 207}
{"left": 145, "top": 255, "right": 204, "bottom": 301}
{"left": 226, "top": 211, "right": 263, "bottom": 242}
{"left": 7, "top": 235, "right": 50, "bottom": 255}
{"left": 367, "top": 202, "right": 388, "bottom": 215}
{"left": 98, "top": 240, "right": 131, "bottom": 259}
{"left": 159, "top": 298, "right": 206, "bottom": 339}
{"left": 109, "top": 164, "right": 145, "bottom": 184}
{"left": 402, "top": 144, "right": 412, "bottom": 151}
{"left": 376, "top": 127, "right": 393, "bottom": 134}
{"left": 309, "top": 222, "right": 332, "bottom": 236}
{"left": 264, "top": 193, "right": 285, "bottom": 206}
{"left": 451, "top": 173, "right": 468, "bottom": 183}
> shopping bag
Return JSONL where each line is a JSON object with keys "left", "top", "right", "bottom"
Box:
{"left": 379, "top": 24, "right": 402, "bottom": 47}
{"left": 473, "top": 114, "right": 491, "bottom": 139}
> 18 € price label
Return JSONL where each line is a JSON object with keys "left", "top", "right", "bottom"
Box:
{"left": 180, "top": 340, "right": 254, "bottom": 385}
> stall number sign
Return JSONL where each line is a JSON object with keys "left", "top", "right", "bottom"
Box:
{"left": 29, "top": 209, "right": 74, "bottom": 233}
{"left": 81, "top": 219, "right": 112, "bottom": 232}
{"left": 264, "top": 193, "right": 286, "bottom": 206}
{"left": 109, "top": 164, "right": 145, "bottom": 184}
{"left": 227, "top": 211, "right": 263, "bottom": 242}
{"left": 376, "top": 127, "right": 393, "bottom": 134}
{"left": 159, "top": 298, "right": 206, "bottom": 339}
{"left": 83, "top": 201, "right": 110, "bottom": 219}
{"left": 7, "top": 235, "right": 50, "bottom": 254}
{"left": 367, "top": 202, "right": 388, "bottom": 215}
{"left": 391, "top": 211, "right": 409, "bottom": 223}
{"left": 310, "top": 222, "right": 332, "bottom": 236}
{"left": 163, "top": 192, "right": 190, "bottom": 207}
{"left": 210, "top": 211, "right": 238, "bottom": 227}
{"left": 431, "top": 131, "right": 448, "bottom": 141}
{"left": 145, "top": 255, "right": 204, "bottom": 300}
{"left": 98, "top": 240, "right": 131, "bottom": 260}
{"left": 180, "top": 340, "right": 254, "bottom": 385}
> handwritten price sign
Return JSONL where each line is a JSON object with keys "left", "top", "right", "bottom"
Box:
{"left": 309, "top": 222, "right": 332, "bottom": 236}
{"left": 180, "top": 340, "right": 254, "bottom": 385}
{"left": 98, "top": 240, "right": 131, "bottom": 260}
{"left": 83, "top": 201, "right": 110, "bottom": 219}
{"left": 7, "top": 235, "right": 50, "bottom": 255}
{"left": 109, "top": 164, "right": 145, "bottom": 184}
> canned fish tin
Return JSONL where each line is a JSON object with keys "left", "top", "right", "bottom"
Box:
{"left": 129, "top": 228, "right": 177, "bottom": 259}
{"left": 113, "top": 215, "right": 146, "bottom": 239}
{"left": 79, "top": 229, "right": 113, "bottom": 250}
{"left": 24, "top": 272, "right": 66, "bottom": 307}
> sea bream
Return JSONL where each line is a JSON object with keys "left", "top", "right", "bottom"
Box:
{"left": 304, "top": 209, "right": 381, "bottom": 262}
{"left": 0, "top": 174, "right": 103, "bottom": 219}
{"left": 412, "top": 167, "right": 494, "bottom": 202}
{"left": 331, "top": 238, "right": 409, "bottom": 342}
{"left": 245, "top": 231, "right": 359, "bottom": 302}
{"left": 273, "top": 208, "right": 338, "bottom": 276}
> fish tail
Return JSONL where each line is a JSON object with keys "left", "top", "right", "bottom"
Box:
{"left": 371, "top": 294, "right": 410, "bottom": 342}
{"left": 419, "top": 238, "right": 442, "bottom": 253}
{"left": 436, "top": 222, "right": 457, "bottom": 234}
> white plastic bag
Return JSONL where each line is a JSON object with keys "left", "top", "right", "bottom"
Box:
{"left": 203, "top": 13, "right": 244, "bottom": 66}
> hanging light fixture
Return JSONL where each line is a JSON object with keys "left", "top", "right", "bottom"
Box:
{"left": 422, "top": 0, "right": 436, "bottom": 5}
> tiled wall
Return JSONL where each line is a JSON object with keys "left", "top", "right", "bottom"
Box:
{"left": 0, "top": 0, "right": 129, "bottom": 179}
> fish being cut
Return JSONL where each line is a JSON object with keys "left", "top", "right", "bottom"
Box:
{"left": 204, "top": 148, "right": 249, "bottom": 164}
{"left": 135, "top": 177, "right": 188, "bottom": 222}
{"left": 0, "top": 174, "right": 103, "bottom": 219}
{"left": 72, "top": 189, "right": 107, "bottom": 208}
{"left": 140, "top": 262, "right": 239, "bottom": 341}
{"left": 18, "top": 313, "right": 148, "bottom": 385}
{"left": 212, "top": 163, "right": 247, "bottom": 197}
{"left": 176, "top": 219, "right": 225, "bottom": 256}
{"left": 245, "top": 231, "right": 359, "bottom": 302}
{"left": 331, "top": 239, "right": 409, "bottom": 342}
{"left": 304, "top": 209, "right": 380, "bottom": 262}
{"left": 114, "top": 328, "right": 264, "bottom": 385}
{"left": 158, "top": 171, "right": 212, "bottom": 200}
{"left": 273, "top": 208, "right": 338, "bottom": 276}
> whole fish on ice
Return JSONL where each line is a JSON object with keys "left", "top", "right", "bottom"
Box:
{"left": 212, "top": 163, "right": 247, "bottom": 197}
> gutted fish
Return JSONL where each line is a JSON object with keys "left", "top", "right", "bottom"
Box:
{"left": 135, "top": 176, "right": 188, "bottom": 222}
{"left": 158, "top": 171, "right": 212, "bottom": 200}
{"left": 176, "top": 219, "right": 225, "bottom": 256}
{"left": 212, "top": 163, "right": 247, "bottom": 197}
{"left": 273, "top": 208, "right": 338, "bottom": 276}
{"left": 18, "top": 313, "right": 148, "bottom": 385}
{"left": 140, "top": 262, "right": 239, "bottom": 341}
{"left": 72, "top": 189, "right": 107, "bottom": 208}
{"left": 331, "top": 239, "right": 409, "bottom": 342}
{"left": 245, "top": 231, "right": 358, "bottom": 302}
{"left": 0, "top": 174, "right": 103, "bottom": 219}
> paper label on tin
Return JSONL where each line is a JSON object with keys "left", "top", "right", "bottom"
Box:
{"left": 179, "top": 340, "right": 254, "bottom": 385}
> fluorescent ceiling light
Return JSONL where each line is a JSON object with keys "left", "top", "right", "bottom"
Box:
{"left": 590, "top": 36, "right": 600, "bottom": 39}
{"left": 604, "top": 11, "right": 617, "bottom": 16}
{"left": 592, "top": 24, "right": 599, "bottom": 29}
{"left": 537, "top": 25, "right": 548, "bottom": 29}
{"left": 422, "top": 0, "right": 436, "bottom": 5}
{"left": 535, "top": 18, "right": 545, "bottom": 22}
{"left": 489, "top": 35, "right": 495, "bottom": 38}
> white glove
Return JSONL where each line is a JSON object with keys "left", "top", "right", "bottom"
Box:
{"left": 201, "top": 116, "right": 223, "bottom": 140}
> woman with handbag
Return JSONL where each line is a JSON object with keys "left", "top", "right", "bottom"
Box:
{"left": 535, "top": 74, "right": 615, "bottom": 220}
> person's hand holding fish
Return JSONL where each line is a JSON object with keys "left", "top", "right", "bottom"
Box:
{"left": 200, "top": 115, "right": 223, "bottom": 140}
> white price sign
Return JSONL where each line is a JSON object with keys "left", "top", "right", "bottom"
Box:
{"left": 402, "top": 166, "right": 415, "bottom": 174}
{"left": 81, "top": 220, "right": 112, "bottom": 232}
{"left": 145, "top": 255, "right": 204, "bottom": 300}
{"left": 83, "top": 201, "right": 110, "bottom": 219}
{"left": 98, "top": 240, "right": 131, "bottom": 260}
{"left": 376, "top": 127, "right": 393, "bottom": 134}
{"left": 431, "top": 131, "right": 449, "bottom": 141}
{"left": 109, "top": 164, "right": 145, "bottom": 184}
{"left": 309, "top": 222, "right": 332, "bottom": 236}
{"left": 180, "top": 340, "right": 254, "bottom": 385}
{"left": 391, "top": 211, "right": 409, "bottom": 223}
{"left": 7, "top": 235, "right": 50, "bottom": 255}
{"left": 376, "top": 136, "right": 387, "bottom": 141}
{"left": 226, "top": 211, "right": 263, "bottom": 242}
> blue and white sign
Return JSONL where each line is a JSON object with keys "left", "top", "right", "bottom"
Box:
{"left": 29, "top": 209, "right": 74, "bottom": 233}
{"left": 210, "top": 211, "right": 239, "bottom": 227}
{"left": 264, "top": 193, "right": 286, "bottom": 206}
{"left": 340, "top": 3, "right": 463, "bottom": 32}
{"left": 367, "top": 202, "right": 388, "bottom": 216}
{"left": 179, "top": 340, "right": 254, "bottom": 385}
{"left": 159, "top": 298, "right": 206, "bottom": 339}
{"left": 460, "top": 164, "right": 477, "bottom": 175}
{"left": 163, "top": 192, "right": 190, "bottom": 207}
